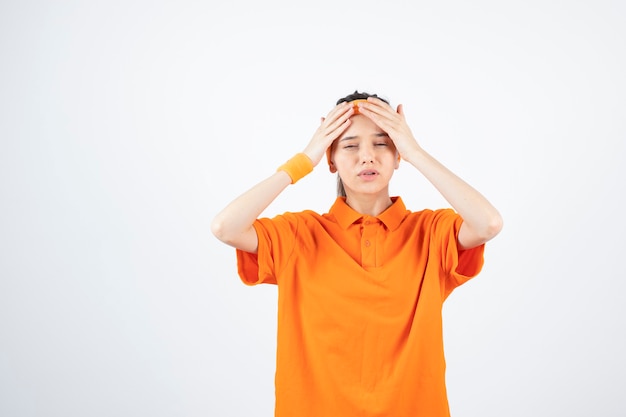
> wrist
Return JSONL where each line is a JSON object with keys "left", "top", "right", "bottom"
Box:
{"left": 277, "top": 153, "right": 314, "bottom": 184}
{"left": 402, "top": 145, "right": 429, "bottom": 166}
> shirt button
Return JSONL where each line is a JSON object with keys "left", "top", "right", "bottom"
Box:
{"left": 365, "top": 240, "right": 371, "bottom": 247}
{"left": 365, "top": 220, "right": 370, "bottom": 225}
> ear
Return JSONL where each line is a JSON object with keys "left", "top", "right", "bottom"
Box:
{"left": 395, "top": 152, "right": 401, "bottom": 170}
{"left": 326, "top": 143, "right": 337, "bottom": 172}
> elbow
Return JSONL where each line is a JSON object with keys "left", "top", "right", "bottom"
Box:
{"left": 459, "top": 212, "right": 503, "bottom": 250}
{"left": 211, "top": 215, "right": 248, "bottom": 248}
{"left": 484, "top": 212, "right": 504, "bottom": 241}
{"left": 473, "top": 212, "right": 504, "bottom": 244}
{"left": 211, "top": 216, "right": 228, "bottom": 243}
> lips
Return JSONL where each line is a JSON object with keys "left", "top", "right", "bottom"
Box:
{"left": 358, "top": 169, "right": 379, "bottom": 177}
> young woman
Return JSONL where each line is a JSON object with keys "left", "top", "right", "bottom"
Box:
{"left": 212, "top": 91, "right": 503, "bottom": 417}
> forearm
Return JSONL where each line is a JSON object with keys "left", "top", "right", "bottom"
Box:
{"left": 404, "top": 147, "right": 503, "bottom": 241}
{"left": 342, "top": 97, "right": 501, "bottom": 246}
{"left": 211, "top": 102, "right": 353, "bottom": 251}
{"left": 211, "top": 170, "right": 291, "bottom": 248}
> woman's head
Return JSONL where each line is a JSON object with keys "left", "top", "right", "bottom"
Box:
{"left": 330, "top": 91, "right": 394, "bottom": 197}
{"left": 329, "top": 91, "right": 398, "bottom": 199}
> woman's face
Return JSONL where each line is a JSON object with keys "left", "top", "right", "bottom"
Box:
{"left": 330, "top": 114, "right": 399, "bottom": 198}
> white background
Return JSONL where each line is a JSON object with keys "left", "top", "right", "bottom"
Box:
{"left": 1, "top": 1, "right": 625, "bottom": 416}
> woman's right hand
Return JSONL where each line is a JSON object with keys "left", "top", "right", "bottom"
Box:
{"left": 303, "top": 101, "right": 354, "bottom": 166}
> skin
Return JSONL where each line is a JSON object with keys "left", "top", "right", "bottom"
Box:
{"left": 328, "top": 112, "right": 400, "bottom": 216}
{"left": 211, "top": 97, "right": 503, "bottom": 253}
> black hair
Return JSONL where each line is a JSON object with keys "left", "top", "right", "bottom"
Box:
{"left": 336, "top": 90, "right": 390, "bottom": 106}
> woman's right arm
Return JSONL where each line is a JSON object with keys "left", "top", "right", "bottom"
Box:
{"left": 210, "top": 171, "right": 291, "bottom": 253}
{"left": 211, "top": 101, "right": 354, "bottom": 253}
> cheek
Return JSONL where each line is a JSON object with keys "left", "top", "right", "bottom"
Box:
{"left": 332, "top": 148, "right": 353, "bottom": 162}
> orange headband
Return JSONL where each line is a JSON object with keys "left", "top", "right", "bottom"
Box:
{"left": 350, "top": 99, "right": 368, "bottom": 115}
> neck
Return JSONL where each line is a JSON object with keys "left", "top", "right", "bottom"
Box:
{"left": 345, "top": 192, "right": 393, "bottom": 217}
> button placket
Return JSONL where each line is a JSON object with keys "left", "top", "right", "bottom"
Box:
{"left": 361, "top": 217, "right": 376, "bottom": 268}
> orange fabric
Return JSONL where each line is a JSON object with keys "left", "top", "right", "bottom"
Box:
{"left": 350, "top": 98, "right": 368, "bottom": 114}
{"left": 237, "top": 197, "right": 485, "bottom": 417}
{"left": 276, "top": 153, "right": 313, "bottom": 184}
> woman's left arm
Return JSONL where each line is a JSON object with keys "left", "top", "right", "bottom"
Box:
{"left": 357, "top": 98, "right": 503, "bottom": 250}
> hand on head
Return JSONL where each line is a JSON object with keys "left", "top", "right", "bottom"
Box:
{"left": 353, "top": 97, "right": 421, "bottom": 160}
{"left": 302, "top": 101, "right": 354, "bottom": 166}
{"left": 304, "top": 92, "right": 420, "bottom": 169}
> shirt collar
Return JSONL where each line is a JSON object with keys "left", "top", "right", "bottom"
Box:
{"left": 329, "top": 196, "right": 407, "bottom": 231}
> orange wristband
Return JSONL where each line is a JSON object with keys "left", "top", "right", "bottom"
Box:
{"left": 277, "top": 153, "right": 313, "bottom": 184}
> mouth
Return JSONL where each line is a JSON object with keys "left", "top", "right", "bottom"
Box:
{"left": 358, "top": 169, "right": 379, "bottom": 177}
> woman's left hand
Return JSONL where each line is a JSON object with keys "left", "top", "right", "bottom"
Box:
{"left": 356, "top": 97, "right": 421, "bottom": 159}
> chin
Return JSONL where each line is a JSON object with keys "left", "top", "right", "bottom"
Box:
{"left": 345, "top": 185, "right": 389, "bottom": 197}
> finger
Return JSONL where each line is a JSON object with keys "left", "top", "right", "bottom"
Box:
{"left": 366, "top": 96, "right": 393, "bottom": 111}
{"left": 358, "top": 98, "right": 396, "bottom": 119}
{"left": 325, "top": 117, "right": 352, "bottom": 143}
{"left": 324, "top": 106, "right": 354, "bottom": 134}
{"left": 324, "top": 101, "right": 351, "bottom": 122}
{"left": 358, "top": 101, "right": 399, "bottom": 129}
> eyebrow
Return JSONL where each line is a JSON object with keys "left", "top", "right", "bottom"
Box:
{"left": 339, "top": 132, "right": 389, "bottom": 142}
{"left": 339, "top": 135, "right": 358, "bottom": 142}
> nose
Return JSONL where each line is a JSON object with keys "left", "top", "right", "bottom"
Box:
{"left": 359, "top": 145, "right": 374, "bottom": 164}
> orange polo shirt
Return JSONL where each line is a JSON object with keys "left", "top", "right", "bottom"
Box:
{"left": 237, "top": 197, "right": 485, "bottom": 417}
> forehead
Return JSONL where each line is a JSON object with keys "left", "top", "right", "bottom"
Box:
{"left": 340, "top": 115, "right": 386, "bottom": 139}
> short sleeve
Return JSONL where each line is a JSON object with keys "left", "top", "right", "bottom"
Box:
{"left": 236, "top": 214, "right": 298, "bottom": 286}
{"left": 430, "top": 209, "right": 485, "bottom": 298}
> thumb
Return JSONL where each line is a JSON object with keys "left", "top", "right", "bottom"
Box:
{"left": 396, "top": 104, "right": 404, "bottom": 115}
